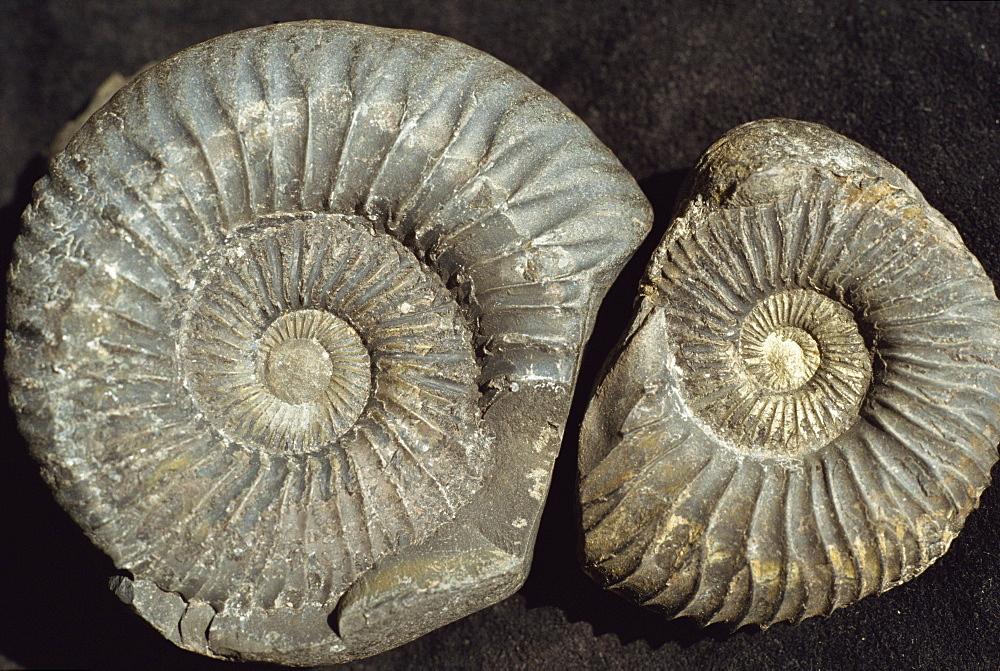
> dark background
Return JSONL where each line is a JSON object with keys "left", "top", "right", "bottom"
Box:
{"left": 1, "top": 1, "right": 998, "bottom": 669}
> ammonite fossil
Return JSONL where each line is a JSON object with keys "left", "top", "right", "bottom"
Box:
{"left": 578, "top": 119, "right": 1000, "bottom": 627}
{"left": 4, "top": 21, "right": 651, "bottom": 664}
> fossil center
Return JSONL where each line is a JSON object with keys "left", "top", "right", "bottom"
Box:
{"left": 746, "top": 326, "right": 821, "bottom": 392}
{"left": 258, "top": 309, "right": 371, "bottom": 410}
{"left": 673, "top": 286, "right": 873, "bottom": 455}
{"left": 728, "top": 288, "right": 872, "bottom": 452}
{"left": 177, "top": 213, "right": 485, "bottom": 455}
{"left": 264, "top": 338, "right": 334, "bottom": 403}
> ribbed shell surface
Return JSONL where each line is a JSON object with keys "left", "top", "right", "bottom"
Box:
{"left": 579, "top": 124, "right": 1000, "bottom": 628}
{"left": 5, "top": 20, "right": 651, "bottom": 653}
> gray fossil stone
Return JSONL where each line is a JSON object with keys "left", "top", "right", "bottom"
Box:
{"left": 578, "top": 118, "right": 1000, "bottom": 627}
{"left": 4, "top": 21, "right": 652, "bottom": 665}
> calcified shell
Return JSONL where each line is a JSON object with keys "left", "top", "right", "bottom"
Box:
{"left": 5, "top": 21, "right": 651, "bottom": 664}
{"left": 578, "top": 119, "right": 1000, "bottom": 627}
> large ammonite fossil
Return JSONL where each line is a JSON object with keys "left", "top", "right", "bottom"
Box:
{"left": 4, "top": 21, "right": 651, "bottom": 664}
{"left": 578, "top": 119, "right": 1000, "bottom": 627}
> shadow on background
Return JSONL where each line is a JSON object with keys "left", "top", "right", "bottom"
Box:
{"left": 519, "top": 168, "right": 747, "bottom": 648}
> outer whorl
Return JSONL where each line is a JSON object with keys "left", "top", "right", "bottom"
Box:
{"left": 5, "top": 21, "right": 652, "bottom": 665}
{"left": 579, "top": 119, "right": 1000, "bottom": 628}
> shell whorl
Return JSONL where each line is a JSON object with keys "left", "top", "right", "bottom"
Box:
{"left": 579, "top": 120, "right": 1000, "bottom": 628}
{"left": 5, "top": 21, "right": 652, "bottom": 661}
{"left": 675, "top": 285, "right": 872, "bottom": 455}
{"left": 178, "top": 213, "right": 478, "bottom": 456}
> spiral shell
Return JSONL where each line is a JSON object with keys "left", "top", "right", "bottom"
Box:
{"left": 578, "top": 119, "right": 1000, "bottom": 627}
{"left": 5, "top": 21, "right": 651, "bottom": 664}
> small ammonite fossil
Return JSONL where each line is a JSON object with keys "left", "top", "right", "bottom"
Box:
{"left": 4, "top": 21, "right": 651, "bottom": 665}
{"left": 578, "top": 119, "right": 1000, "bottom": 627}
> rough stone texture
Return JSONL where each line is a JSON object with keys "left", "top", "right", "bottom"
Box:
{"left": 3, "top": 21, "right": 651, "bottom": 665}
{"left": 2, "top": 2, "right": 1000, "bottom": 670}
{"left": 579, "top": 119, "right": 1000, "bottom": 627}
